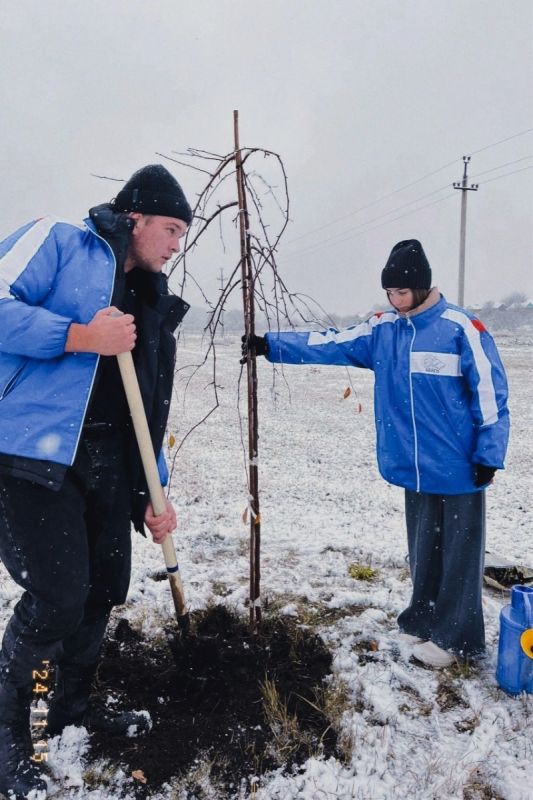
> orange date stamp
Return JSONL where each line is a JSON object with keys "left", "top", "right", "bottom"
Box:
{"left": 30, "top": 660, "right": 50, "bottom": 763}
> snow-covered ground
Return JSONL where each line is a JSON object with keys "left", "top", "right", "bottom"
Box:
{"left": 1, "top": 332, "right": 531, "bottom": 799}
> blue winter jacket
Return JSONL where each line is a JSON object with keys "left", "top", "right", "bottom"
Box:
{"left": 0, "top": 215, "right": 169, "bottom": 480}
{"left": 265, "top": 292, "right": 509, "bottom": 495}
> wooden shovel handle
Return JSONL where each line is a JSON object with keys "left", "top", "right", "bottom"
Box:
{"left": 116, "top": 350, "right": 189, "bottom": 625}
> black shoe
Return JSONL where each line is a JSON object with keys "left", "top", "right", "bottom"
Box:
{"left": 48, "top": 701, "right": 152, "bottom": 737}
{"left": 47, "top": 664, "right": 151, "bottom": 738}
{"left": 0, "top": 684, "right": 47, "bottom": 799}
{"left": 46, "top": 662, "right": 93, "bottom": 737}
{"left": 84, "top": 705, "right": 152, "bottom": 736}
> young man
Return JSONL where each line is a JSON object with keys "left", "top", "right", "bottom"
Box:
{"left": 244, "top": 239, "right": 509, "bottom": 668}
{"left": 0, "top": 165, "right": 192, "bottom": 797}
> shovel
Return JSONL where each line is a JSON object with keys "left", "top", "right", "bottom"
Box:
{"left": 117, "top": 349, "right": 190, "bottom": 635}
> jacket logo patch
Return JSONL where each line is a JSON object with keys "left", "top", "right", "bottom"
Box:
{"left": 411, "top": 351, "right": 462, "bottom": 377}
{"left": 423, "top": 354, "right": 446, "bottom": 374}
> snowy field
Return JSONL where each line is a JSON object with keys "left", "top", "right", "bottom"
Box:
{"left": 0, "top": 331, "right": 532, "bottom": 800}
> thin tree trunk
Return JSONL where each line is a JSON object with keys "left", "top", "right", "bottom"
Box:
{"left": 234, "top": 109, "right": 262, "bottom": 627}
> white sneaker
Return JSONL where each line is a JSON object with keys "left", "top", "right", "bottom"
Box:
{"left": 412, "top": 640, "right": 455, "bottom": 668}
{"left": 398, "top": 632, "right": 425, "bottom": 645}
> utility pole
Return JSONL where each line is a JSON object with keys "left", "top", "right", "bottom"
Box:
{"left": 453, "top": 156, "right": 478, "bottom": 307}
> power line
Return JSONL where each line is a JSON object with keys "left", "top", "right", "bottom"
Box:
{"left": 285, "top": 161, "right": 459, "bottom": 246}
{"left": 478, "top": 164, "right": 533, "bottom": 185}
{"left": 285, "top": 127, "right": 533, "bottom": 246}
{"left": 283, "top": 162, "right": 532, "bottom": 264}
{"left": 283, "top": 183, "right": 453, "bottom": 259}
{"left": 471, "top": 155, "right": 533, "bottom": 179}
{"left": 452, "top": 155, "right": 533, "bottom": 307}
{"left": 343, "top": 192, "right": 457, "bottom": 239}
{"left": 284, "top": 192, "right": 457, "bottom": 262}
{"left": 286, "top": 154, "right": 533, "bottom": 261}
{"left": 469, "top": 127, "right": 533, "bottom": 157}
{"left": 303, "top": 193, "right": 457, "bottom": 277}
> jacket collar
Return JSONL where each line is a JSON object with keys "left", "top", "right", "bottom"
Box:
{"left": 405, "top": 287, "right": 441, "bottom": 318}
{"left": 85, "top": 203, "right": 134, "bottom": 238}
{"left": 84, "top": 205, "right": 190, "bottom": 329}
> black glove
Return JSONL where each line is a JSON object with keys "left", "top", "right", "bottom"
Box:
{"left": 473, "top": 464, "right": 497, "bottom": 487}
{"left": 240, "top": 334, "right": 268, "bottom": 364}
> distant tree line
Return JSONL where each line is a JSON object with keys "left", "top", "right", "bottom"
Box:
{"left": 181, "top": 291, "right": 533, "bottom": 333}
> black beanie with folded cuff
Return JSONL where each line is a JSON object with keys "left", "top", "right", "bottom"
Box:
{"left": 381, "top": 239, "right": 432, "bottom": 289}
{"left": 112, "top": 164, "right": 192, "bottom": 225}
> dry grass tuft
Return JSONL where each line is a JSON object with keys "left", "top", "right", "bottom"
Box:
{"left": 82, "top": 761, "right": 117, "bottom": 789}
{"left": 305, "top": 680, "right": 356, "bottom": 762}
{"left": 348, "top": 562, "right": 378, "bottom": 582}
{"left": 463, "top": 781, "right": 507, "bottom": 800}
{"left": 436, "top": 676, "right": 468, "bottom": 712}
{"left": 260, "top": 677, "right": 313, "bottom": 764}
{"left": 165, "top": 757, "right": 220, "bottom": 800}
{"left": 448, "top": 658, "right": 479, "bottom": 680}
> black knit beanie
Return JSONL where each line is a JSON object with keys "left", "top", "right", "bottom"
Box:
{"left": 381, "top": 239, "right": 432, "bottom": 289}
{"left": 112, "top": 164, "right": 192, "bottom": 225}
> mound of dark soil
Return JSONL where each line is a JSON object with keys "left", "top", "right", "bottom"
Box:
{"left": 89, "top": 606, "right": 339, "bottom": 796}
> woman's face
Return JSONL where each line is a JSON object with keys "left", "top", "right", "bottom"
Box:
{"left": 386, "top": 288, "right": 415, "bottom": 313}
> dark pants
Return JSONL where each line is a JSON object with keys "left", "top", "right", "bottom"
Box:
{"left": 0, "top": 435, "right": 132, "bottom": 690}
{"left": 397, "top": 489, "right": 486, "bottom": 657}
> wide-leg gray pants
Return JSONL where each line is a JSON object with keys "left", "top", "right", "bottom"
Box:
{"left": 397, "top": 489, "right": 486, "bottom": 657}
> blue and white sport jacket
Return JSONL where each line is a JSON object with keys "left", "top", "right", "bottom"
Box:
{"left": 0, "top": 216, "right": 114, "bottom": 468}
{"left": 0, "top": 214, "right": 176, "bottom": 486}
{"left": 265, "top": 292, "right": 509, "bottom": 495}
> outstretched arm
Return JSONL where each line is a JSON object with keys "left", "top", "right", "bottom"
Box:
{"left": 241, "top": 318, "right": 381, "bottom": 369}
{"left": 264, "top": 320, "right": 378, "bottom": 369}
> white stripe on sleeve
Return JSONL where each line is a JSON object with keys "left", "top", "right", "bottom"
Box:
{"left": 442, "top": 308, "right": 498, "bottom": 424}
{"left": 307, "top": 312, "right": 396, "bottom": 347}
{"left": 0, "top": 217, "right": 58, "bottom": 300}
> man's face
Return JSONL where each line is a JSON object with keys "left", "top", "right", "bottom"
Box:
{"left": 126, "top": 214, "right": 188, "bottom": 273}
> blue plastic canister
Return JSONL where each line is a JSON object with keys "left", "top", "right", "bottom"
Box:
{"left": 496, "top": 584, "right": 533, "bottom": 695}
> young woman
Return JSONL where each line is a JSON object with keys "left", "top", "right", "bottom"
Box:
{"left": 244, "top": 239, "right": 510, "bottom": 667}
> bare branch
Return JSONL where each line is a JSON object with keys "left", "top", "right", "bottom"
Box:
{"left": 90, "top": 173, "right": 125, "bottom": 182}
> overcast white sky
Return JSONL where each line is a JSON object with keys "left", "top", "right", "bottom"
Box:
{"left": 1, "top": 0, "right": 531, "bottom": 315}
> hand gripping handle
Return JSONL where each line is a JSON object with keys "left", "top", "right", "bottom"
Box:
{"left": 116, "top": 350, "right": 189, "bottom": 631}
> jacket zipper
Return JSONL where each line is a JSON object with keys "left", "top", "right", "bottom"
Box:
{"left": 407, "top": 318, "right": 420, "bottom": 492}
